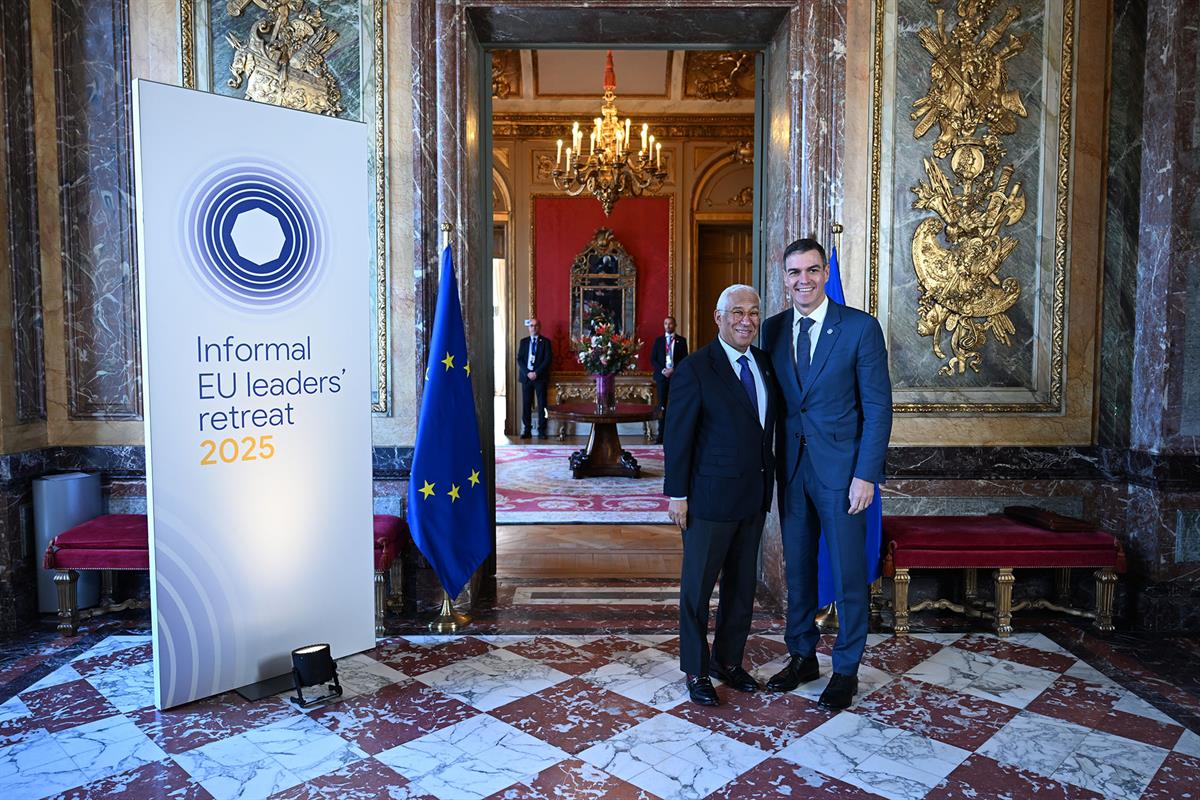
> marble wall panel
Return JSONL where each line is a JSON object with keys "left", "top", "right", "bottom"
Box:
{"left": 52, "top": 0, "right": 141, "bottom": 420}
{"left": 1, "top": 0, "right": 46, "bottom": 424}
{"left": 1098, "top": 0, "right": 1145, "bottom": 449}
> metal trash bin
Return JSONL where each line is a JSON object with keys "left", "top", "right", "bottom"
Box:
{"left": 34, "top": 472, "right": 101, "bottom": 613}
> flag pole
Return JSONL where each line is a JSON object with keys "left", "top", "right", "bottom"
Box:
{"left": 816, "top": 221, "right": 846, "bottom": 635}
{"left": 426, "top": 221, "right": 472, "bottom": 634}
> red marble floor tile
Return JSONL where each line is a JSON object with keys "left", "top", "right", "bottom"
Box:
{"left": 669, "top": 690, "right": 834, "bottom": 751}
{"left": 491, "top": 677, "right": 657, "bottom": 754}
{"left": 862, "top": 635, "right": 945, "bottom": 674}
{"left": 742, "top": 635, "right": 789, "bottom": 669}
{"left": 72, "top": 642, "right": 153, "bottom": 677}
{"left": 925, "top": 754, "right": 1106, "bottom": 800}
{"left": 486, "top": 757, "right": 659, "bottom": 800}
{"left": 854, "top": 676, "right": 1018, "bottom": 750}
{"left": 499, "top": 637, "right": 612, "bottom": 675}
{"left": 372, "top": 636, "right": 493, "bottom": 676}
{"left": 577, "top": 635, "right": 654, "bottom": 661}
{"left": 952, "top": 635, "right": 1077, "bottom": 673}
{"left": 131, "top": 691, "right": 298, "bottom": 754}
{"left": 308, "top": 681, "right": 478, "bottom": 755}
{"left": 0, "top": 653, "right": 46, "bottom": 684}
{"left": 1141, "top": 751, "right": 1200, "bottom": 800}
{"left": 51, "top": 758, "right": 214, "bottom": 800}
{"left": 20, "top": 678, "right": 121, "bottom": 734}
{"left": 269, "top": 756, "right": 433, "bottom": 800}
{"left": 653, "top": 636, "right": 681, "bottom": 660}
{"left": 1025, "top": 675, "right": 1123, "bottom": 728}
{"left": 1092, "top": 708, "right": 1185, "bottom": 749}
{"left": 707, "top": 757, "right": 878, "bottom": 799}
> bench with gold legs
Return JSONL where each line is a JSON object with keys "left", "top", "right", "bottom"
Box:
{"left": 882, "top": 515, "right": 1126, "bottom": 638}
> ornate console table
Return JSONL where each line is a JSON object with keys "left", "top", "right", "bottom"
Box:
{"left": 551, "top": 375, "right": 658, "bottom": 440}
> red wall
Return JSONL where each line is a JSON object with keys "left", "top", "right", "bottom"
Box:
{"left": 533, "top": 196, "right": 671, "bottom": 373}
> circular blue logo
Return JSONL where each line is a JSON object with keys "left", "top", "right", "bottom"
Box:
{"left": 182, "top": 160, "right": 325, "bottom": 311}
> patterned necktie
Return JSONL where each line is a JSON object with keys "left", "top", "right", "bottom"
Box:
{"left": 665, "top": 335, "right": 673, "bottom": 368}
{"left": 737, "top": 355, "right": 758, "bottom": 420}
{"left": 796, "top": 318, "right": 815, "bottom": 385}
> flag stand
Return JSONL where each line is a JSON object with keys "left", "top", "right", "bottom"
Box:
{"left": 429, "top": 589, "right": 469, "bottom": 633}
{"left": 816, "top": 602, "right": 839, "bottom": 633}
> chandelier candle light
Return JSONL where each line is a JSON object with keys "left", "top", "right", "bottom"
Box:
{"left": 552, "top": 51, "right": 668, "bottom": 215}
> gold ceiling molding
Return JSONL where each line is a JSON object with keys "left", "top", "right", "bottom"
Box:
{"left": 491, "top": 50, "right": 521, "bottom": 99}
{"left": 868, "top": 0, "right": 1073, "bottom": 414}
{"left": 682, "top": 51, "right": 756, "bottom": 101}
{"left": 493, "top": 113, "right": 754, "bottom": 141}
{"left": 179, "top": 0, "right": 390, "bottom": 413}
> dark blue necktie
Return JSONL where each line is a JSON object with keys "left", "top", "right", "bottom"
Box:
{"left": 531, "top": 336, "right": 537, "bottom": 357}
{"left": 796, "top": 317, "right": 815, "bottom": 385}
{"left": 737, "top": 355, "right": 758, "bottom": 420}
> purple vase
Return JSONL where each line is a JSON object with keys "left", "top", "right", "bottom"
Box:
{"left": 594, "top": 373, "right": 615, "bottom": 412}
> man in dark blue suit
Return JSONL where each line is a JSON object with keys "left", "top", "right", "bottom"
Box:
{"left": 650, "top": 315, "right": 688, "bottom": 444}
{"left": 516, "top": 318, "right": 552, "bottom": 439}
{"left": 761, "top": 238, "right": 892, "bottom": 710}
{"left": 664, "top": 285, "right": 777, "bottom": 706}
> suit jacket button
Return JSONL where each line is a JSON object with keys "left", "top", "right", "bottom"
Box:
{"left": 794, "top": 432, "right": 800, "bottom": 439}
{"left": 801, "top": 406, "right": 807, "bottom": 413}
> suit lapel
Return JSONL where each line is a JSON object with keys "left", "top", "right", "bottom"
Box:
{"left": 708, "top": 342, "right": 760, "bottom": 425}
{"left": 772, "top": 309, "right": 803, "bottom": 398}
{"left": 800, "top": 302, "right": 841, "bottom": 400}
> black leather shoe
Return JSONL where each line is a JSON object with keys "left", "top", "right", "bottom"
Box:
{"left": 818, "top": 672, "right": 858, "bottom": 710}
{"left": 766, "top": 654, "right": 820, "bottom": 691}
{"left": 519, "top": 430, "right": 532, "bottom": 439}
{"left": 537, "top": 430, "right": 548, "bottom": 439}
{"left": 710, "top": 661, "right": 760, "bottom": 692}
{"left": 685, "top": 674, "right": 720, "bottom": 706}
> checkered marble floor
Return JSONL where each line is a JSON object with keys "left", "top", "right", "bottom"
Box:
{"left": 2, "top": 630, "right": 1198, "bottom": 799}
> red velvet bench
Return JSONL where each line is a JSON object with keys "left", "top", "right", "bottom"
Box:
{"left": 882, "top": 515, "right": 1126, "bottom": 638}
{"left": 45, "top": 513, "right": 407, "bottom": 636}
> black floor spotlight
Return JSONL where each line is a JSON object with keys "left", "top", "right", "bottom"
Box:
{"left": 290, "top": 644, "right": 343, "bottom": 708}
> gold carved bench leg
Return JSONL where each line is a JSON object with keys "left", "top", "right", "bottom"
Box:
{"left": 1094, "top": 568, "right": 1117, "bottom": 635}
{"left": 869, "top": 577, "right": 884, "bottom": 626}
{"left": 963, "top": 568, "right": 978, "bottom": 604}
{"left": 55, "top": 570, "right": 80, "bottom": 636}
{"left": 1056, "top": 568, "right": 1071, "bottom": 603}
{"left": 387, "top": 560, "right": 403, "bottom": 610}
{"left": 994, "top": 568, "right": 1015, "bottom": 637}
{"left": 100, "top": 570, "right": 116, "bottom": 610}
{"left": 374, "top": 569, "right": 387, "bottom": 637}
{"left": 893, "top": 569, "right": 910, "bottom": 636}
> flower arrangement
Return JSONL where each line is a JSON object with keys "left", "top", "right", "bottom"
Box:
{"left": 573, "top": 303, "right": 642, "bottom": 375}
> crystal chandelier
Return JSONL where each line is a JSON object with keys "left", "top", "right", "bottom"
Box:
{"left": 551, "top": 51, "right": 668, "bottom": 216}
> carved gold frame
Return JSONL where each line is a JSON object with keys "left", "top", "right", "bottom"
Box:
{"left": 867, "top": 0, "right": 1074, "bottom": 414}
{"left": 179, "top": 0, "right": 389, "bottom": 413}
{"left": 528, "top": 192, "right": 673, "bottom": 378}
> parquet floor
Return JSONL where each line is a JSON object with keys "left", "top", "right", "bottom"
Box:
{"left": 496, "top": 524, "right": 681, "bottom": 578}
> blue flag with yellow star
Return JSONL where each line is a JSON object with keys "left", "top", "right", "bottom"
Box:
{"left": 817, "top": 245, "right": 885, "bottom": 606}
{"left": 408, "top": 245, "right": 491, "bottom": 599}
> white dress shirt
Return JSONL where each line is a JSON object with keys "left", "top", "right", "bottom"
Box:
{"left": 716, "top": 335, "right": 766, "bottom": 427}
{"left": 792, "top": 296, "right": 830, "bottom": 365}
{"left": 665, "top": 334, "right": 675, "bottom": 368}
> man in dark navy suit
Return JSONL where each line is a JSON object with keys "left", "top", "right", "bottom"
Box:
{"left": 516, "top": 318, "right": 552, "bottom": 439}
{"left": 761, "top": 238, "right": 892, "bottom": 710}
{"left": 650, "top": 315, "right": 688, "bottom": 444}
{"left": 664, "top": 285, "right": 777, "bottom": 706}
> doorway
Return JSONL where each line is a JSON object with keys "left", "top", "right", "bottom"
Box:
{"left": 694, "top": 223, "right": 754, "bottom": 344}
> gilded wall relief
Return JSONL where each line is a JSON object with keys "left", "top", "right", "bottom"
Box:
{"left": 683, "top": 51, "right": 756, "bottom": 101}
{"left": 181, "top": 1, "right": 389, "bottom": 412}
{"left": 491, "top": 50, "right": 521, "bottom": 99}
{"left": 869, "top": 0, "right": 1072, "bottom": 412}
{"left": 910, "top": 1, "right": 1026, "bottom": 376}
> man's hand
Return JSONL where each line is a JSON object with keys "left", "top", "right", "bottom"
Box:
{"left": 668, "top": 498, "right": 688, "bottom": 529}
{"left": 847, "top": 478, "right": 874, "bottom": 515}
{"left": 662, "top": 367, "right": 674, "bottom": 377}
{"left": 526, "top": 371, "right": 537, "bottom": 381}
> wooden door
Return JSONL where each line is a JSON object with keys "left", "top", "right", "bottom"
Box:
{"left": 695, "top": 224, "right": 753, "bottom": 345}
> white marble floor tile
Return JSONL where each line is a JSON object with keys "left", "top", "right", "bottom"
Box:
{"left": 1010, "top": 633, "right": 1074, "bottom": 655}
{"left": 963, "top": 658, "right": 1061, "bottom": 708}
{"left": 615, "top": 713, "right": 712, "bottom": 756}
{"left": 627, "top": 752, "right": 736, "bottom": 800}
{"left": 23, "top": 664, "right": 83, "bottom": 694}
{"left": 0, "top": 695, "right": 29, "bottom": 725}
{"left": 86, "top": 661, "right": 156, "bottom": 713}
{"left": 0, "top": 736, "right": 88, "bottom": 800}
{"left": 472, "top": 634, "right": 538, "bottom": 646}
{"left": 976, "top": 711, "right": 1092, "bottom": 777}
{"left": 577, "top": 737, "right": 674, "bottom": 782}
{"left": 606, "top": 673, "right": 689, "bottom": 710}
{"left": 0, "top": 728, "right": 74, "bottom": 780}
{"left": 70, "top": 635, "right": 149, "bottom": 663}
{"left": 545, "top": 634, "right": 606, "bottom": 648}
{"left": 242, "top": 713, "right": 366, "bottom": 783}
{"left": 54, "top": 715, "right": 166, "bottom": 782}
{"left": 674, "top": 729, "right": 767, "bottom": 776}
{"left": 1063, "top": 661, "right": 1120, "bottom": 688}
{"left": 1175, "top": 728, "right": 1200, "bottom": 759}
{"left": 173, "top": 734, "right": 301, "bottom": 800}
{"left": 377, "top": 733, "right": 464, "bottom": 781}
{"left": 1110, "top": 691, "right": 1180, "bottom": 726}
{"left": 620, "top": 634, "right": 679, "bottom": 646}
{"left": 1053, "top": 729, "right": 1169, "bottom": 800}
{"left": 905, "top": 645, "right": 1000, "bottom": 692}
{"left": 911, "top": 633, "right": 964, "bottom": 645}
{"left": 845, "top": 753, "right": 948, "bottom": 800}
{"left": 416, "top": 656, "right": 570, "bottom": 712}
{"left": 334, "top": 653, "right": 408, "bottom": 698}
{"left": 409, "top": 753, "right": 527, "bottom": 800}
{"left": 775, "top": 714, "right": 903, "bottom": 780}
{"left": 875, "top": 730, "right": 970, "bottom": 779}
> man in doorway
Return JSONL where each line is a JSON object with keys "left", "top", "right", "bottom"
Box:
{"left": 664, "top": 285, "right": 777, "bottom": 706}
{"left": 650, "top": 315, "right": 689, "bottom": 444}
{"left": 761, "top": 238, "right": 892, "bottom": 710}
{"left": 517, "top": 318, "right": 552, "bottom": 439}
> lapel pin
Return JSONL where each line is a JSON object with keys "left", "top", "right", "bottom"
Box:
{"left": 827, "top": 329, "right": 833, "bottom": 335}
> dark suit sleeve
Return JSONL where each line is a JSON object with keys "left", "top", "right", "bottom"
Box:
{"left": 853, "top": 316, "right": 893, "bottom": 484}
{"left": 662, "top": 358, "right": 701, "bottom": 498}
{"left": 650, "top": 337, "right": 665, "bottom": 372}
{"left": 533, "top": 339, "right": 552, "bottom": 381}
{"left": 515, "top": 339, "right": 528, "bottom": 383}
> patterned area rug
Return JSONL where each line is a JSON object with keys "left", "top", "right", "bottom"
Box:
{"left": 496, "top": 445, "right": 669, "bottom": 524}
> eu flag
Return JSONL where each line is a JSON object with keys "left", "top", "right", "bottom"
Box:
{"left": 408, "top": 245, "right": 491, "bottom": 599}
{"left": 817, "top": 245, "right": 885, "bottom": 606}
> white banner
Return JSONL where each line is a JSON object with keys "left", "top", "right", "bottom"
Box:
{"left": 132, "top": 80, "right": 374, "bottom": 709}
